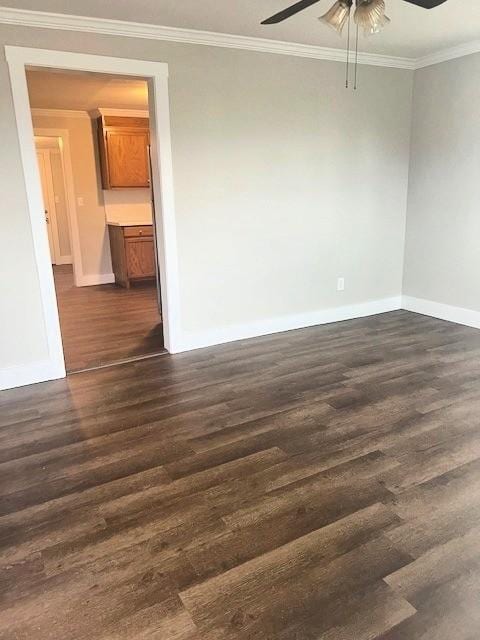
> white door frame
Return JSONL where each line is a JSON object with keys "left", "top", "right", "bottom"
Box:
{"left": 5, "top": 46, "right": 181, "bottom": 384}
{"left": 34, "top": 129, "right": 83, "bottom": 282}
{"left": 36, "top": 147, "right": 62, "bottom": 264}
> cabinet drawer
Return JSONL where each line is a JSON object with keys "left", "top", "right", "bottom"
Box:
{"left": 123, "top": 225, "right": 153, "bottom": 238}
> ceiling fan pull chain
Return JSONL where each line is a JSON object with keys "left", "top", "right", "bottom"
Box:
{"left": 345, "top": 7, "right": 351, "bottom": 88}
{"left": 354, "top": 22, "right": 359, "bottom": 90}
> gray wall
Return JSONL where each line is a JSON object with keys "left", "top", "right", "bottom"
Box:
{"left": 403, "top": 53, "right": 480, "bottom": 310}
{"left": 0, "top": 24, "right": 413, "bottom": 373}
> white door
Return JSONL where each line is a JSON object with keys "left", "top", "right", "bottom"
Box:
{"left": 36, "top": 150, "right": 57, "bottom": 264}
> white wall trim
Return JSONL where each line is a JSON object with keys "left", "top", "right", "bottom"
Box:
{"left": 76, "top": 272, "right": 115, "bottom": 287}
{"left": 402, "top": 296, "right": 480, "bottom": 330}
{"left": 7, "top": 293, "right": 480, "bottom": 391}
{"left": 0, "top": 359, "right": 65, "bottom": 392}
{"left": 415, "top": 40, "right": 480, "bottom": 70}
{"left": 1, "top": 6, "right": 478, "bottom": 71}
{"left": 31, "top": 108, "right": 90, "bottom": 119}
{"left": 4, "top": 45, "right": 180, "bottom": 390}
{"left": 5, "top": 44, "right": 168, "bottom": 77}
{"left": 0, "top": 6, "right": 414, "bottom": 69}
{"left": 5, "top": 51, "right": 67, "bottom": 389}
{"left": 177, "top": 296, "right": 402, "bottom": 352}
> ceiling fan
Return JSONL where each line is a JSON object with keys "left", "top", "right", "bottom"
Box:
{"left": 261, "top": 0, "right": 448, "bottom": 26}
{"left": 261, "top": 0, "right": 448, "bottom": 89}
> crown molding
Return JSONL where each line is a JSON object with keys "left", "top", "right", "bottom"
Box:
{"left": 1, "top": 7, "right": 478, "bottom": 71}
{"left": 0, "top": 6, "right": 414, "bottom": 69}
{"left": 31, "top": 108, "right": 89, "bottom": 119}
{"left": 414, "top": 40, "right": 480, "bottom": 69}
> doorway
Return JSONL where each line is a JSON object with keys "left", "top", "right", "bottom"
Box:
{"left": 35, "top": 136, "right": 72, "bottom": 266}
{"left": 28, "top": 70, "right": 165, "bottom": 372}
{"left": 6, "top": 47, "right": 180, "bottom": 385}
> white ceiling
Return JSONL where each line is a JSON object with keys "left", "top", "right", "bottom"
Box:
{"left": 2, "top": 0, "right": 480, "bottom": 58}
{"left": 27, "top": 69, "right": 148, "bottom": 111}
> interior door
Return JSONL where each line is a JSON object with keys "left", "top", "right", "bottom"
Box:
{"left": 36, "top": 150, "right": 56, "bottom": 264}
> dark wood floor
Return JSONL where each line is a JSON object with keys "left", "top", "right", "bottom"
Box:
{"left": 2, "top": 310, "right": 480, "bottom": 639}
{"left": 53, "top": 265, "right": 164, "bottom": 372}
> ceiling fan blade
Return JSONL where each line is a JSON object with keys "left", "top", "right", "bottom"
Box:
{"left": 402, "top": 0, "right": 448, "bottom": 8}
{"left": 261, "top": 0, "right": 323, "bottom": 24}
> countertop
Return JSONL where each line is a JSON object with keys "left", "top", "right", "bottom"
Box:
{"left": 107, "top": 220, "right": 153, "bottom": 227}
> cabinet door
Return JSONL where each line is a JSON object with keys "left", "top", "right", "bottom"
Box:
{"left": 106, "top": 129, "right": 150, "bottom": 188}
{"left": 125, "top": 237, "right": 156, "bottom": 278}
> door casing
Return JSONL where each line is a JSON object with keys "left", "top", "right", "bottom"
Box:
{"left": 5, "top": 46, "right": 181, "bottom": 387}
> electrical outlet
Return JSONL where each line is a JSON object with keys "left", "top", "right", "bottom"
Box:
{"left": 77, "top": 197, "right": 84, "bottom": 207}
{"left": 337, "top": 277, "right": 345, "bottom": 292}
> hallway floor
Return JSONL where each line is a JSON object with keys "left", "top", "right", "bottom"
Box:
{"left": 53, "top": 265, "right": 164, "bottom": 372}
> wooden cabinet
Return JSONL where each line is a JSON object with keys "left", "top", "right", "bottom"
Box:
{"left": 97, "top": 115, "right": 150, "bottom": 189}
{"left": 108, "top": 224, "right": 156, "bottom": 288}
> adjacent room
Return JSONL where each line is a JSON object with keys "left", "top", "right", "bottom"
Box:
{"left": 28, "top": 68, "right": 164, "bottom": 372}
{"left": 0, "top": 1, "right": 480, "bottom": 639}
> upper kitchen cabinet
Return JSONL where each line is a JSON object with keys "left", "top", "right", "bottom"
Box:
{"left": 96, "top": 114, "right": 150, "bottom": 189}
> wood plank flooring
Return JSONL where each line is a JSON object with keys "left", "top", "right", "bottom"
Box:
{"left": 53, "top": 265, "right": 164, "bottom": 372}
{"left": 2, "top": 310, "right": 480, "bottom": 639}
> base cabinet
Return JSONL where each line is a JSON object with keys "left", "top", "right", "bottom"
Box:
{"left": 108, "top": 224, "right": 156, "bottom": 288}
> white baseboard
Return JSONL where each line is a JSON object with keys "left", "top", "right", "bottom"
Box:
{"left": 0, "top": 358, "right": 65, "bottom": 392}
{"left": 76, "top": 273, "right": 115, "bottom": 287}
{"left": 402, "top": 295, "right": 480, "bottom": 330}
{"left": 5, "top": 294, "right": 480, "bottom": 392}
{"left": 176, "top": 296, "right": 402, "bottom": 352}
{"left": 0, "top": 295, "right": 403, "bottom": 390}
{"left": 55, "top": 255, "right": 73, "bottom": 265}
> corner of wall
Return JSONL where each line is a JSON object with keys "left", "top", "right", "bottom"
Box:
{"left": 400, "top": 65, "right": 417, "bottom": 300}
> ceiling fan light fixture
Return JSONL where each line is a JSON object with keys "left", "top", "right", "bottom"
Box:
{"left": 318, "top": 0, "right": 353, "bottom": 35}
{"left": 354, "top": 0, "right": 390, "bottom": 36}
{"left": 261, "top": 0, "right": 447, "bottom": 90}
